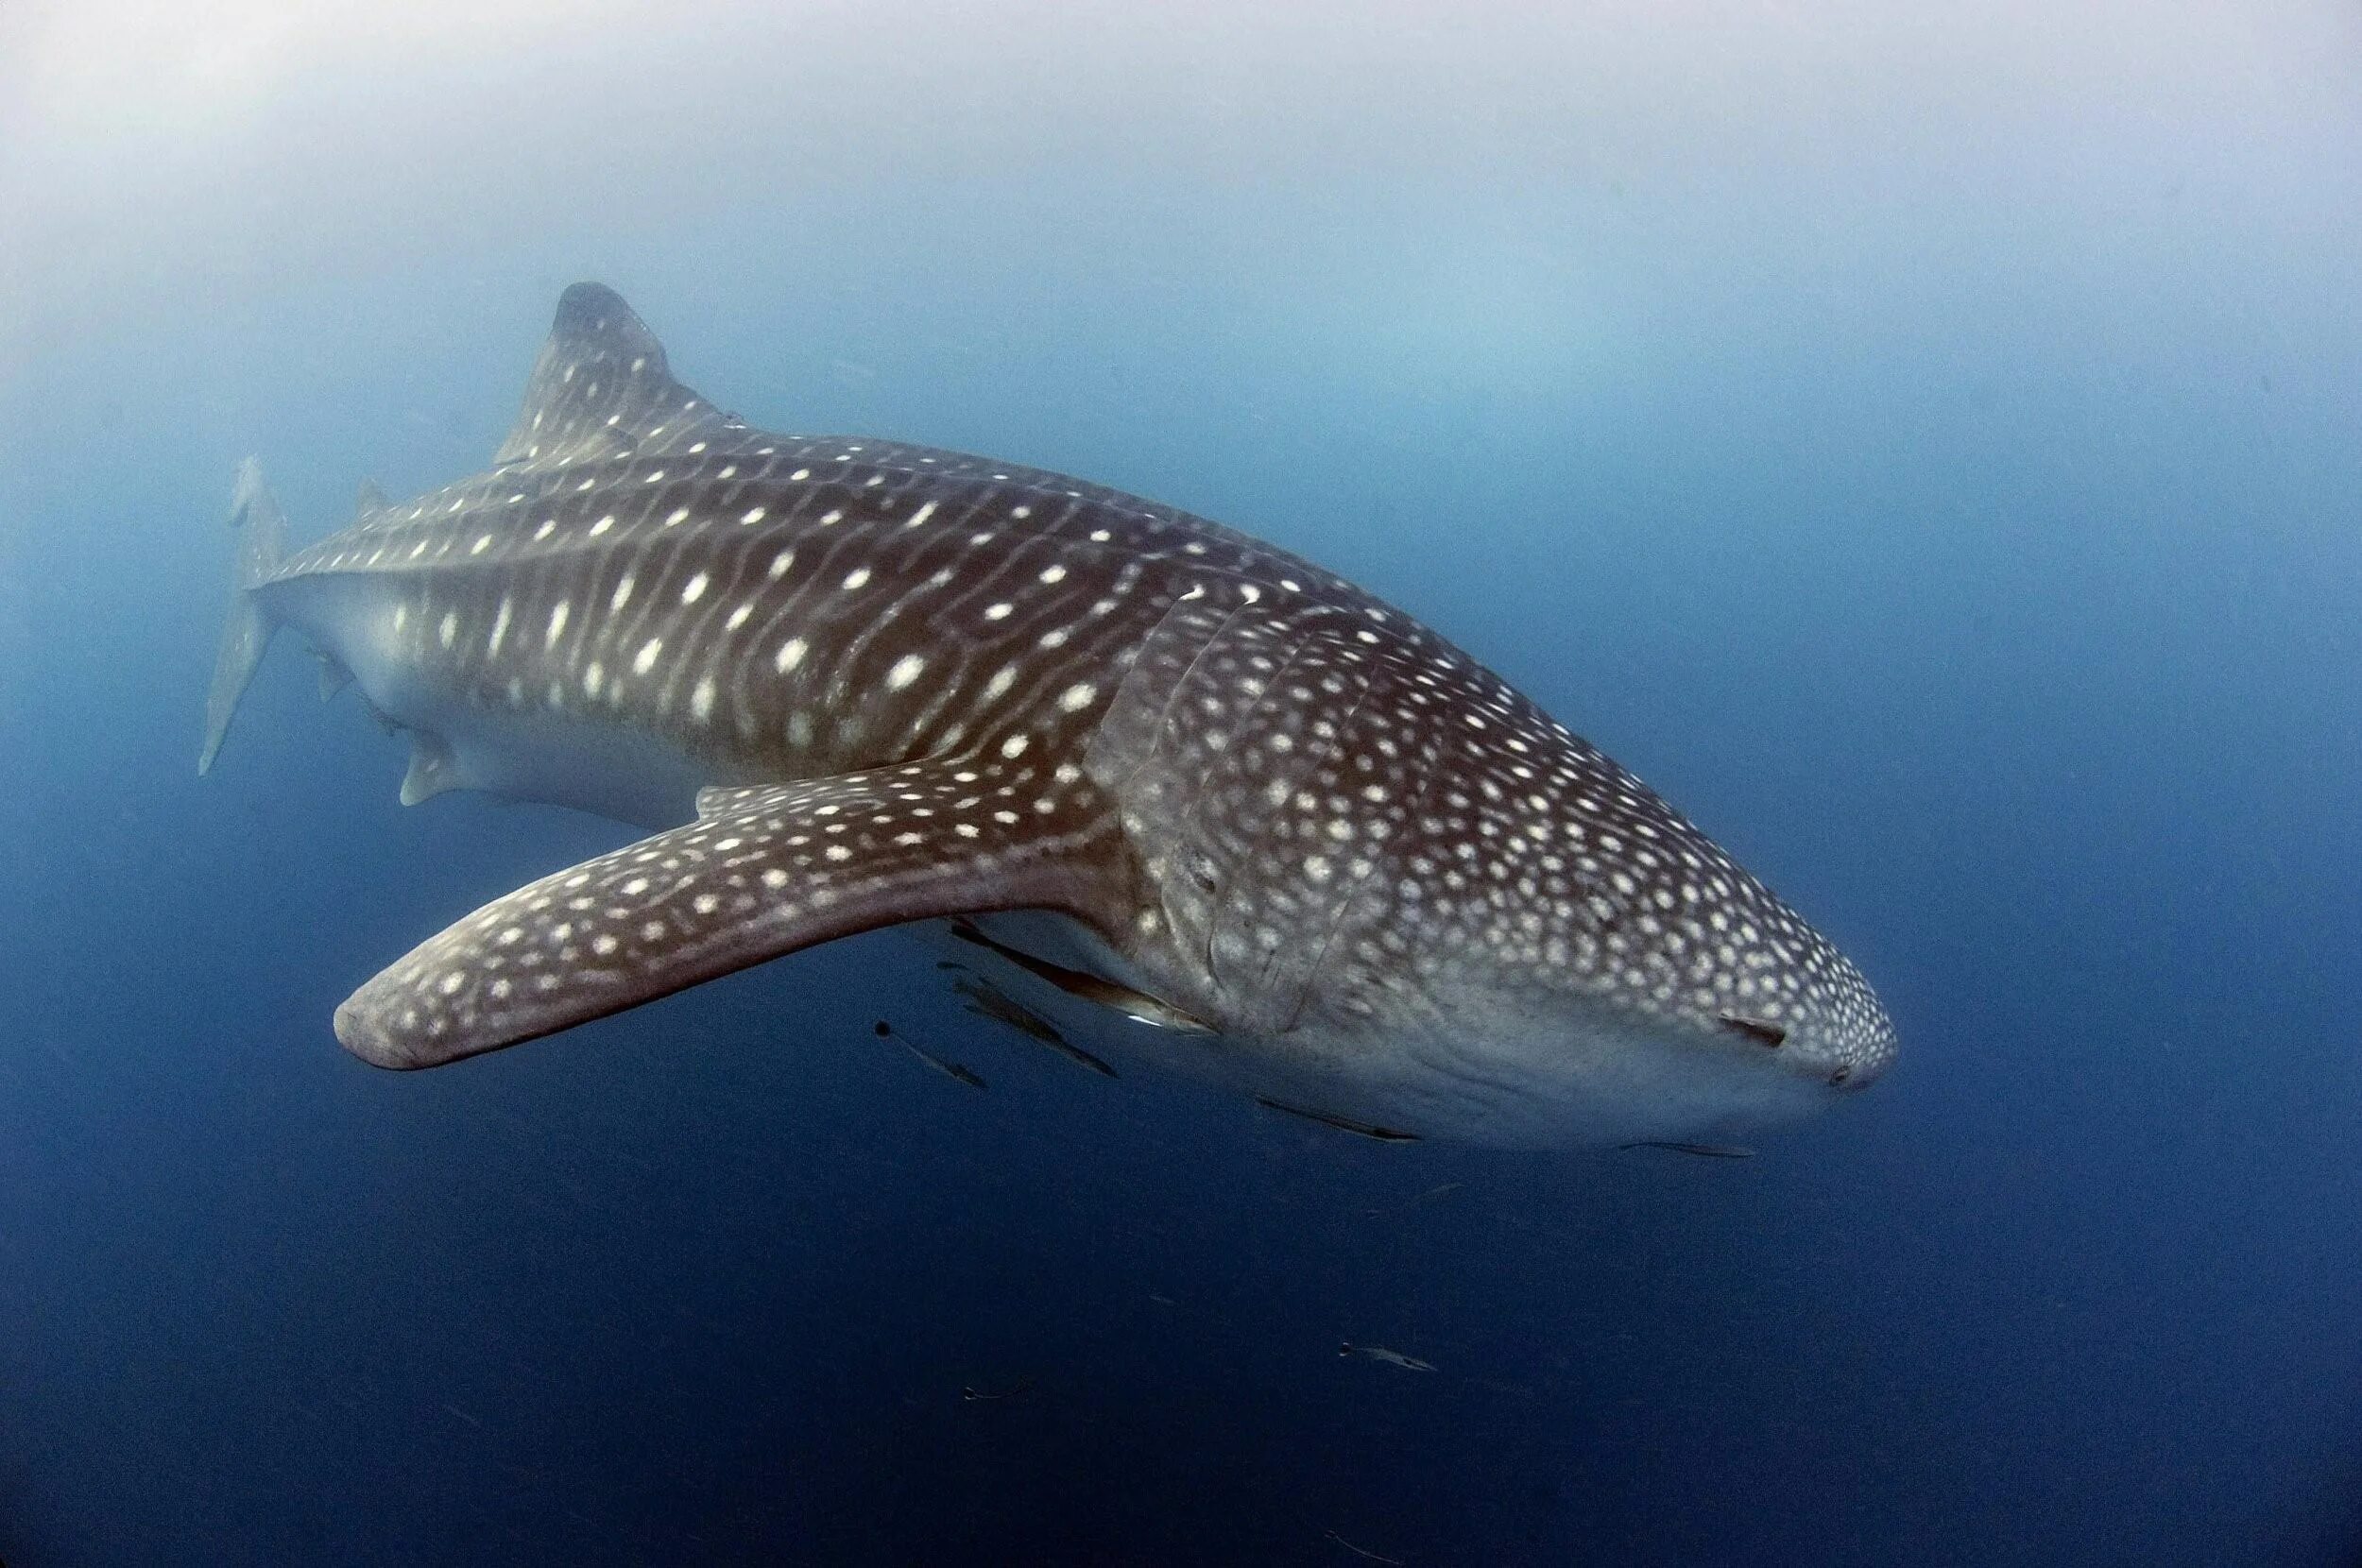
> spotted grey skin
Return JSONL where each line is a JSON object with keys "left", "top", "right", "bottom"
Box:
{"left": 200, "top": 282, "right": 1895, "bottom": 1148}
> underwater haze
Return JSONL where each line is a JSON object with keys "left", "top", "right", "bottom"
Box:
{"left": 3, "top": 1, "right": 2359, "bottom": 1562}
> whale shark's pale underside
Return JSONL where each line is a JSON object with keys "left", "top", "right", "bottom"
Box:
{"left": 201, "top": 284, "right": 1896, "bottom": 1148}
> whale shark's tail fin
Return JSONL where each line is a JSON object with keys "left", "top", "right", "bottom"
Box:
{"left": 198, "top": 457, "right": 287, "bottom": 775}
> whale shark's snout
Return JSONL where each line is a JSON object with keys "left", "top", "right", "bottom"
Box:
{"left": 1806, "top": 964, "right": 1900, "bottom": 1092}
{"left": 1589, "top": 895, "right": 1899, "bottom": 1133}
{"left": 1713, "top": 940, "right": 1898, "bottom": 1094}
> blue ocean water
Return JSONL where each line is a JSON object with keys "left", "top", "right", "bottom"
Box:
{"left": 2, "top": 5, "right": 2358, "bottom": 1563}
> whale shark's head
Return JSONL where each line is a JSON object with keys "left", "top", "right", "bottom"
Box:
{"left": 1537, "top": 911, "right": 1899, "bottom": 1141}
{"left": 1372, "top": 745, "right": 1899, "bottom": 1147}
{"left": 1082, "top": 594, "right": 1899, "bottom": 1149}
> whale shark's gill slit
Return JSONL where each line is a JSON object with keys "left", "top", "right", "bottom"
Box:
{"left": 1259, "top": 649, "right": 1389, "bottom": 1018}
{"left": 1279, "top": 710, "right": 1447, "bottom": 1036}
{"left": 1109, "top": 597, "right": 1250, "bottom": 797}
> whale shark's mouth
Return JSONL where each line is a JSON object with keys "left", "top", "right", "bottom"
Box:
{"left": 924, "top": 913, "right": 1843, "bottom": 1150}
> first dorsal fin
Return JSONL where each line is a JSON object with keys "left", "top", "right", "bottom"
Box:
{"left": 491, "top": 282, "right": 742, "bottom": 472}
{"left": 353, "top": 479, "right": 391, "bottom": 520}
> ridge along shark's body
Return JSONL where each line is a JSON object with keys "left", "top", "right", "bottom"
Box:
{"left": 201, "top": 283, "right": 1897, "bottom": 1149}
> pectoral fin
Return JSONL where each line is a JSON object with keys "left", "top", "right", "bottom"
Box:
{"left": 334, "top": 758, "right": 1112, "bottom": 1068}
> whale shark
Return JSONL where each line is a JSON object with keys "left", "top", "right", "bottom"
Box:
{"left": 200, "top": 282, "right": 1896, "bottom": 1148}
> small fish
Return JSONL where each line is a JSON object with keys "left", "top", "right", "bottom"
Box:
{"left": 951, "top": 975, "right": 1119, "bottom": 1078}
{"left": 1340, "top": 1341, "right": 1435, "bottom": 1372}
{"left": 1325, "top": 1529, "right": 1406, "bottom": 1564}
{"left": 314, "top": 652, "right": 352, "bottom": 702}
{"left": 950, "top": 919, "right": 1213, "bottom": 1031}
{"left": 1617, "top": 1140, "right": 1756, "bottom": 1159}
{"left": 874, "top": 1021, "right": 986, "bottom": 1091}
{"left": 1258, "top": 1097, "right": 1420, "bottom": 1143}
{"left": 960, "top": 1374, "right": 1035, "bottom": 1403}
{"left": 355, "top": 693, "right": 402, "bottom": 739}
{"left": 1404, "top": 1181, "right": 1463, "bottom": 1207}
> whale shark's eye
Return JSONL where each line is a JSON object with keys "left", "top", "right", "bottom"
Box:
{"left": 1717, "top": 1014, "right": 1788, "bottom": 1048}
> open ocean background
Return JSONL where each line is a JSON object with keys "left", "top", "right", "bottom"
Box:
{"left": 2, "top": 3, "right": 2357, "bottom": 1562}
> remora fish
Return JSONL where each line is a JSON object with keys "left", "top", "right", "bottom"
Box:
{"left": 1257, "top": 1095, "right": 1421, "bottom": 1143}
{"left": 949, "top": 916, "right": 1211, "bottom": 1032}
{"left": 874, "top": 1021, "right": 986, "bottom": 1090}
{"left": 950, "top": 973, "right": 1120, "bottom": 1078}
{"left": 1324, "top": 1529, "right": 1405, "bottom": 1565}
{"left": 200, "top": 283, "right": 1898, "bottom": 1149}
{"left": 1339, "top": 1342, "right": 1436, "bottom": 1372}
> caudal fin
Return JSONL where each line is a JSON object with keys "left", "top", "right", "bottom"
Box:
{"left": 197, "top": 458, "right": 287, "bottom": 775}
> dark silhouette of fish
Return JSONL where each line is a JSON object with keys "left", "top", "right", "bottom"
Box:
{"left": 1259, "top": 1097, "right": 1420, "bottom": 1143}
{"left": 1339, "top": 1341, "right": 1435, "bottom": 1372}
{"left": 950, "top": 974, "right": 1118, "bottom": 1078}
{"left": 874, "top": 1021, "right": 985, "bottom": 1091}
{"left": 950, "top": 917, "right": 1211, "bottom": 1032}
{"left": 1324, "top": 1528, "right": 1406, "bottom": 1564}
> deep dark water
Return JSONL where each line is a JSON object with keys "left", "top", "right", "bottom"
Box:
{"left": 4, "top": 6, "right": 2361, "bottom": 1564}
